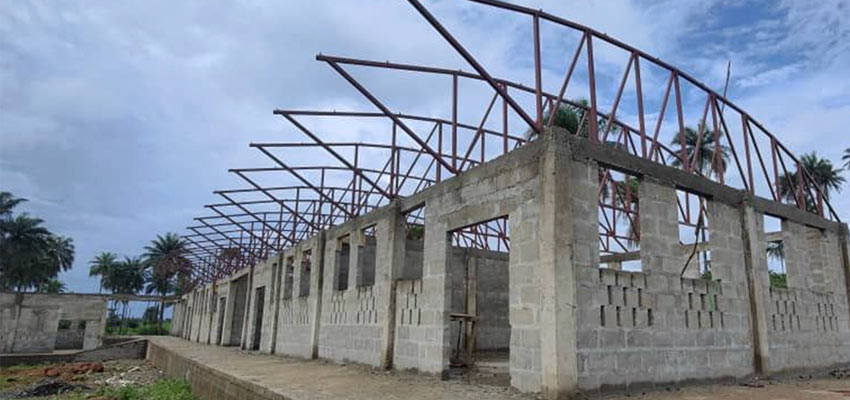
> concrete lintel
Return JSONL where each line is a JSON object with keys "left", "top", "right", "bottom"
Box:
{"left": 600, "top": 251, "right": 640, "bottom": 263}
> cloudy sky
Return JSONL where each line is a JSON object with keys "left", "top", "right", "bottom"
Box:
{"left": 1, "top": 0, "right": 849, "bottom": 295}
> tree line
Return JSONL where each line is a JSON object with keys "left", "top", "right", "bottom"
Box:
{"left": 89, "top": 233, "right": 191, "bottom": 334}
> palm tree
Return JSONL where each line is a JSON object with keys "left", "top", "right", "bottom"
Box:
{"left": 0, "top": 192, "right": 26, "bottom": 220}
{"left": 766, "top": 240, "right": 785, "bottom": 275}
{"left": 105, "top": 256, "right": 146, "bottom": 334}
{"left": 37, "top": 279, "right": 67, "bottom": 293}
{"left": 0, "top": 214, "right": 52, "bottom": 291}
{"left": 144, "top": 233, "right": 190, "bottom": 331}
{"left": 89, "top": 252, "right": 118, "bottom": 293}
{"left": 669, "top": 126, "right": 730, "bottom": 179}
{"left": 778, "top": 152, "right": 844, "bottom": 211}
{"left": 0, "top": 192, "right": 75, "bottom": 292}
{"left": 843, "top": 148, "right": 850, "bottom": 170}
{"left": 38, "top": 234, "right": 75, "bottom": 280}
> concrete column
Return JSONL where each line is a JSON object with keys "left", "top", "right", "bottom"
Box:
{"left": 222, "top": 286, "right": 236, "bottom": 345}
{"left": 781, "top": 220, "right": 807, "bottom": 289}
{"left": 536, "top": 131, "right": 598, "bottom": 398}
{"left": 639, "top": 179, "right": 682, "bottom": 276}
{"left": 379, "top": 205, "right": 405, "bottom": 368}
{"left": 269, "top": 254, "right": 284, "bottom": 353}
{"left": 422, "top": 206, "right": 451, "bottom": 376}
{"left": 241, "top": 266, "right": 254, "bottom": 350}
{"left": 740, "top": 203, "right": 770, "bottom": 374}
{"left": 309, "top": 234, "right": 326, "bottom": 359}
{"left": 840, "top": 224, "right": 850, "bottom": 327}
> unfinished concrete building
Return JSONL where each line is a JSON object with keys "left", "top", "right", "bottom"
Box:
{"left": 169, "top": 1, "right": 850, "bottom": 398}
{"left": 1, "top": 293, "right": 108, "bottom": 353}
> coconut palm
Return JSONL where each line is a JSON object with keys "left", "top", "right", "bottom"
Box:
{"left": 144, "top": 233, "right": 190, "bottom": 331}
{"left": 778, "top": 152, "right": 844, "bottom": 211}
{"left": 89, "top": 252, "right": 118, "bottom": 293}
{"left": 105, "top": 256, "right": 146, "bottom": 333}
{"left": 843, "top": 148, "right": 850, "bottom": 170}
{"left": 37, "top": 279, "right": 67, "bottom": 293}
{"left": 39, "top": 234, "right": 74, "bottom": 278}
{"left": 0, "top": 192, "right": 75, "bottom": 292}
{"left": 669, "top": 127, "right": 730, "bottom": 180}
{"left": 0, "top": 214, "right": 52, "bottom": 291}
{"left": 0, "top": 192, "right": 26, "bottom": 220}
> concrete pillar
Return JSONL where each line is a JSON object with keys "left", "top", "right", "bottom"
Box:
{"left": 536, "top": 131, "right": 598, "bottom": 398}
{"left": 840, "top": 224, "right": 850, "bottom": 327}
{"left": 269, "top": 254, "right": 284, "bottom": 353}
{"left": 379, "top": 206, "right": 405, "bottom": 368}
{"left": 781, "top": 220, "right": 807, "bottom": 289}
{"left": 240, "top": 265, "right": 255, "bottom": 350}
{"left": 740, "top": 203, "right": 770, "bottom": 374}
{"left": 421, "top": 206, "right": 452, "bottom": 376}
{"left": 309, "top": 234, "right": 325, "bottom": 359}
{"left": 639, "top": 179, "right": 683, "bottom": 276}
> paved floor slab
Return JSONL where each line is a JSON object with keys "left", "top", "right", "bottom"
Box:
{"left": 147, "top": 337, "right": 850, "bottom": 400}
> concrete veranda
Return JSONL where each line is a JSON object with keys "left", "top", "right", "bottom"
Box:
{"left": 146, "top": 336, "right": 535, "bottom": 400}
{"left": 146, "top": 336, "right": 850, "bottom": 400}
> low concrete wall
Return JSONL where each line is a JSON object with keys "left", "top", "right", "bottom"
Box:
{"left": 147, "top": 339, "right": 283, "bottom": 400}
{"left": 0, "top": 338, "right": 147, "bottom": 367}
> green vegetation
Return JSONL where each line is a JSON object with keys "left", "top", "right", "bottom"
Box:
{"left": 769, "top": 271, "right": 788, "bottom": 289}
{"left": 668, "top": 127, "right": 730, "bottom": 179}
{"left": 36, "top": 278, "right": 68, "bottom": 293}
{"left": 90, "top": 233, "right": 191, "bottom": 335}
{"left": 0, "top": 192, "right": 74, "bottom": 292}
{"left": 95, "top": 378, "right": 194, "bottom": 400}
{"left": 105, "top": 320, "right": 171, "bottom": 335}
{"left": 843, "top": 147, "right": 850, "bottom": 170}
{"left": 30, "top": 377, "right": 195, "bottom": 400}
{"left": 778, "top": 152, "right": 844, "bottom": 212}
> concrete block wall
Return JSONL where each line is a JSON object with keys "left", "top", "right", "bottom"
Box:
{"left": 211, "top": 281, "right": 230, "bottom": 346}
{"left": 466, "top": 249, "right": 510, "bottom": 352}
{"left": 0, "top": 293, "right": 107, "bottom": 353}
{"left": 170, "top": 302, "right": 184, "bottom": 337}
{"left": 244, "top": 257, "right": 280, "bottom": 353}
{"left": 167, "top": 129, "right": 850, "bottom": 399}
{"left": 319, "top": 219, "right": 388, "bottom": 367}
{"left": 575, "top": 196, "right": 754, "bottom": 391}
{"left": 274, "top": 235, "right": 323, "bottom": 359}
{"left": 765, "top": 221, "right": 850, "bottom": 371}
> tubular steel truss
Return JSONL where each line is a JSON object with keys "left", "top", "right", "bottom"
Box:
{"left": 179, "top": 0, "right": 840, "bottom": 292}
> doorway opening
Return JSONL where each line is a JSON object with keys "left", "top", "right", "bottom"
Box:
{"left": 447, "top": 215, "right": 511, "bottom": 386}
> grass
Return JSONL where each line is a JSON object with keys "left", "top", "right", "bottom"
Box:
{"left": 98, "top": 378, "right": 194, "bottom": 400}
{"left": 0, "top": 375, "right": 194, "bottom": 400}
{"left": 0, "top": 364, "right": 44, "bottom": 390}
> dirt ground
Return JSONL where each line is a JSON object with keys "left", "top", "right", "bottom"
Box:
{"left": 0, "top": 359, "right": 163, "bottom": 399}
